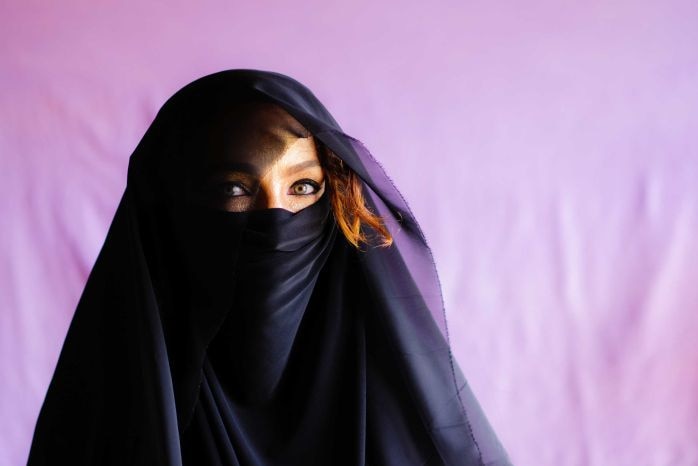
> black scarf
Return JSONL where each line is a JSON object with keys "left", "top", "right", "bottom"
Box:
{"left": 205, "top": 190, "right": 336, "bottom": 405}
{"left": 26, "top": 69, "right": 512, "bottom": 466}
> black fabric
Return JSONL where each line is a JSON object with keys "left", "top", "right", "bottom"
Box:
{"left": 205, "top": 190, "right": 336, "bottom": 406}
{"left": 26, "top": 69, "right": 512, "bottom": 466}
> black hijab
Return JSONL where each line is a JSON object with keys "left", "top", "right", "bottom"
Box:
{"left": 26, "top": 69, "right": 511, "bottom": 466}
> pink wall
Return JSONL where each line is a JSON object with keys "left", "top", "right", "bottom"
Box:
{"left": 2, "top": 1, "right": 698, "bottom": 464}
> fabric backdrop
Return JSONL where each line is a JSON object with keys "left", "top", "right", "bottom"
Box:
{"left": 2, "top": 1, "right": 697, "bottom": 465}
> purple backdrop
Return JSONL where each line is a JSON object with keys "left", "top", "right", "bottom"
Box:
{"left": 2, "top": 1, "right": 698, "bottom": 465}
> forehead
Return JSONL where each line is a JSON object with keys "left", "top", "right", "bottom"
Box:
{"left": 197, "top": 101, "right": 314, "bottom": 172}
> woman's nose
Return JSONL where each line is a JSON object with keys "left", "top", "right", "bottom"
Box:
{"left": 252, "top": 189, "right": 287, "bottom": 211}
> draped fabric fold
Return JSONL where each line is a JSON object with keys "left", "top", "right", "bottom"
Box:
{"left": 206, "top": 191, "right": 336, "bottom": 405}
{"left": 27, "top": 69, "right": 512, "bottom": 466}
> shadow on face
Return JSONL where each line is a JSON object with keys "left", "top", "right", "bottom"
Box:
{"left": 189, "top": 101, "right": 326, "bottom": 213}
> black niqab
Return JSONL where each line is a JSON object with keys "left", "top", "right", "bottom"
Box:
{"left": 26, "top": 69, "right": 512, "bottom": 466}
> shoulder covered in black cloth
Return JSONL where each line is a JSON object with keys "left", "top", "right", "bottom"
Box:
{"left": 27, "top": 69, "right": 512, "bottom": 466}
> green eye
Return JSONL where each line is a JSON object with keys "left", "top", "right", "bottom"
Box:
{"left": 221, "top": 182, "right": 248, "bottom": 197}
{"left": 290, "top": 180, "right": 321, "bottom": 195}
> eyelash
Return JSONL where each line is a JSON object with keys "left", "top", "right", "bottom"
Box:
{"left": 219, "top": 182, "right": 247, "bottom": 197}
{"left": 291, "top": 179, "right": 322, "bottom": 195}
{"left": 218, "top": 179, "right": 322, "bottom": 198}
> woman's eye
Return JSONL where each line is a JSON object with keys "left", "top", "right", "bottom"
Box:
{"left": 290, "top": 180, "right": 321, "bottom": 195}
{"left": 220, "top": 182, "right": 248, "bottom": 197}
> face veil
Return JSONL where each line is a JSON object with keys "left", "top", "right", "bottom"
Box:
{"left": 26, "top": 69, "right": 512, "bottom": 466}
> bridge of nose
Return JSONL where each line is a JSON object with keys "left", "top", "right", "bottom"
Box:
{"left": 250, "top": 182, "right": 289, "bottom": 211}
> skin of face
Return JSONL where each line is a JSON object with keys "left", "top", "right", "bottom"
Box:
{"left": 192, "top": 102, "right": 326, "bottom": 213}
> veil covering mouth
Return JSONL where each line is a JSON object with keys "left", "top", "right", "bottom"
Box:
{"left": 26, "top": 69, "right": 512, "bottom": 466}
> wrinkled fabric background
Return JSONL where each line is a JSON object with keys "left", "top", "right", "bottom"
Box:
{"left": 2, "top": 1, "right": 697, "bottom": 465}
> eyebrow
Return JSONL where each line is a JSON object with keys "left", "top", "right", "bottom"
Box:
{"left": 208, "top": 162, "right": 261, "bottom": 176}
{"left": 209, "top": 160, "right": 321, "bottom": 177}
{"left": 284, "top": 159, "right": 321, "bottom": 176}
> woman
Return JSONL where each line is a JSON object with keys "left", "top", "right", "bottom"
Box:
{"left": 27, "top": 69, "right": 511, "bottom": 466}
